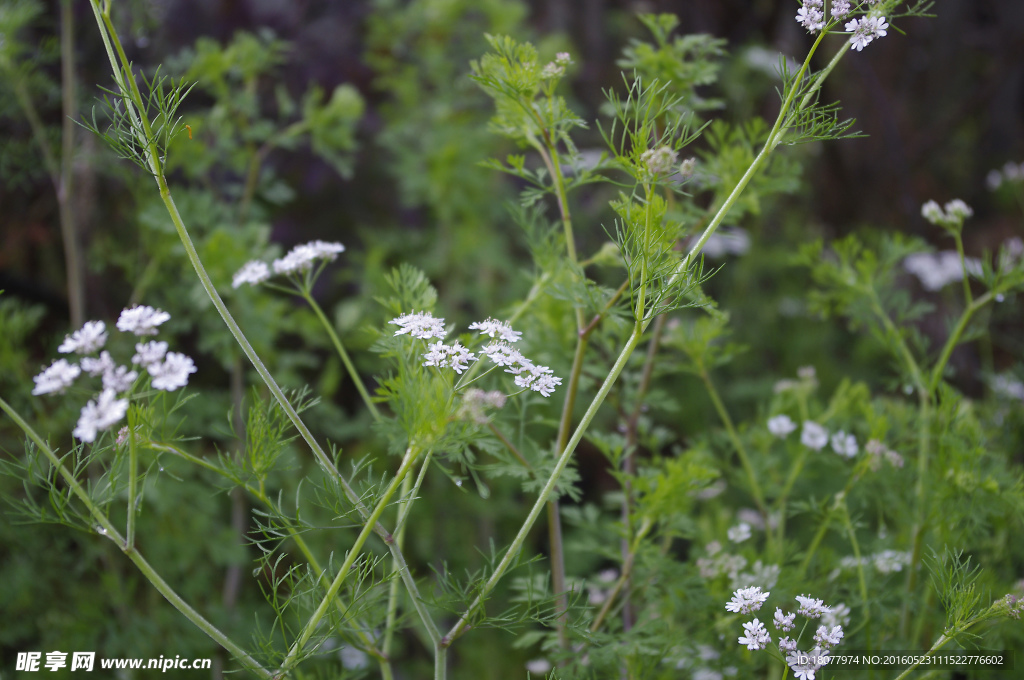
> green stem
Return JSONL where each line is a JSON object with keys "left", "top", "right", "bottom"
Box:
{"left": 590, "top": 516, "right": 652, "bottom": 633}
{"left": 700, "top": 366, "right": 768, "bottom": 518}
{"left": 952, "top": 231, "right": 973, "bottom": 306}
{"left": 839, "top": 497, "right": 871, "bottom": 649}
{"left": 384, "top": 451, "right": 432, "bottom": 661}
{"left": 301, "top": 289, "right": 381, "bottom": 420}
{"left": 928, "top": 291, "right": 994, "bottom": 394}
{"left": 442, "top": 322, "right": 646, "bottom": 647}
{"left": 126, "top": 410, "right": 138, "bottom": 547}
{"left": 0, "top": 397, "right": 272, "bottom": 679}
{"left": 278, "top": 446, "right": 421, "bottom": 674}
{"left": 673, "top": 30, "right": 835, "bottom": 284}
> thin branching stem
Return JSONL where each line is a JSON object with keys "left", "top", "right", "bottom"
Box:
{"left": 0, "top": 397, "right": 273, "bottom": 679}
{"left": 301, "top": 289, "right": 381, "bottom": 420}
{"left": 278, "top": 446, "right": 422, "bottom": 675}
{"left": 442, "top": 321, "right": 646, "bottom": 647}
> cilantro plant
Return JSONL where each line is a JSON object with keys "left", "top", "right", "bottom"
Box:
{"left": 3, "top": 1, "right": 1023, "bottom": 679}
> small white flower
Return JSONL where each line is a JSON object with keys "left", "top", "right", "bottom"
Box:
{"left": 795, "top": 595, "right": 830, "bottom": 619}
{"left": 102, "top": 365, "right": 138, "bottom": 393}
{"left": 73, "top": 389, "right": 129, "bottom": 442}
{"left": 801, "top": 421, "right": 829, "bottom": 450}
{"left": 514, "top": 364, "right": 562, "bottom": 397}
{"left": 117, "top": 305, "right": 171, "bottom": 336}
{"left": 830, "top": 430, "right": 858, "bottom": 458}
{"left": 232, "top": 260, "right": 271, "bottom": 288}
{"left": 80, "top": 351, "right": 116, "bottom": 377}
{"left": 554, "top": 52, "right": 572, "bottom": 66}
{"left": 778, "top": 636, "right": 798, "bottom": 653}
{"left": 944, "top": 199, "right": 973, "bottom": 221}
{"left": 768, "top": 414, "right": 797, "bottom": 438}
{"left": 272, "top": 240, "right": 346, "bottom": 275}
{"left": 448, "top": 342, "right": 475, "bottom": 374}
{"left": 132, "top": 341, "right": 169, "bottom": 368}
{"left": 32, "top": 358, "right": 82, "bottom": 395}
{"left": 737, "top": 618, "right": 771, "bottom": 651}
{"left": 774, "top": 608, "right": 796, "bottom": 632}
{"left": 796, "top": 1, "right": 825, "bottom": 33}
{"left": 728, "top": 522, "right": 752, "bottom": 543}
{"left": 813, "top": 624, "right": 844, "bottom": 649}
{"left": 389, "top": 311, "right": 447, "bottom": 340}
{"left": 873, "top": 549, "right": 911, "bottom": 574}
{"left": 148, "top": 352, "right": 197, "bottom": 391}
{"left": 541, "top": 61, "right": 565, "bottom": 79}
{"left": 846, "top": 15, "right": 888, "bottom": 51}
{"left": 725, "top": 586, "right": 770, "bottom": 614}
{"left": 830, "top": 0, "right": 851, "bottom": 19}
{"left": 469, "top": 318, "right": 522, "bottom": 343}
{"left": 525, "top": 658, "right": 552, "bottom": 674}
{"left": 58, "top": 321, "right": 108, "bottom": 355}
{"left": 787, "top": 648, "right": 830, "bottom": 680}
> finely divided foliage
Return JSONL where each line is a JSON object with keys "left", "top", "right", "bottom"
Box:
{"left": 4, "top": 1, "right": 1024, "bottom": 679}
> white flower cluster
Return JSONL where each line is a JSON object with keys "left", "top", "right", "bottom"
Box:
{"left": 388, "top": 314, "right": 562, "bottom": 398}
{"left": 846, "top": 14, "right": 888, "bottom": 51}
{"left": 795, "top": 0, "right": 825, "bottom": 33}
{"left": 986, "top": 160, "right": 1024, "bottom": 191}
{"left": 232, "top": 240, "right": 346, "bottom": 288}
{"left": 830, "top": 0, "right": 851, "bottom": 19}
{"left": 456, "top": 388, "right": 508, "bottom": 424}
{"left": 783, "top": 419, "right": 861, "bottom": 458}
{"left": 773, "top": 365, "right": 817, "bottom": 393}
{"left": 864, "top": 438, "right": 905, "bottom": 470}
{"left": 31, "top": 307, "right": 196, "bottom": 442}
{"left": 727, "top": 522, "right": 752, "bottom": 543}
{"left": 725, "top": 586, "right": 770, "bottom": 615}
{"left": 540, "top": 51, "right": 572, "bottom": 79}
{"left": 423, "top": 341, "right": 475, "bottom": 374}
{"left": 838, "top": 549, "right": 912, "bottom": 575}
{"left": 727, "top": 589, "right": 845, "bottom": 671}
{"left": 903, "top": 251, "right": 982, "bottom": 292}
{"left": 920, "top": 199, "right": 974, "bottom": 228}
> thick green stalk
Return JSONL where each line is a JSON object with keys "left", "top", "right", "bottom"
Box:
{"left": 442, "top": 322, "right": 646, "bottom": 646}
{"left": 301, "top": 289, "right": 380, "bottom": 420}
{"left": 0, "top": 398, "right": 272, "bottom": 679}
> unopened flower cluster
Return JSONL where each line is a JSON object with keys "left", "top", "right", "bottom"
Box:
{"left": 726, "top": 587, "right": 845, "bottom": 680}
{"left": 32, "top": 306, "right": 196, "bottom": 442}
{"left": 389, "top": 313, "right": 562, "bottom": 398}
{"left": 541, "top": 51, "right": 572, "bottom": 79}
{"left": 232, "top": 240, "right": 346, "bottom": 288}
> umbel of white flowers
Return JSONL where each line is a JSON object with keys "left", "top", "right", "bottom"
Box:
{"left": 32, "top": 306, "right": 196, "bottom": 442}
{"left": 232, "top": 240, "right": 346, "bottom": 288}
{"left": 388, "top": 313, "right": 562, "bottom": 398}
{"left": 725, "top": 587, "right": 845, "bottom": 680}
